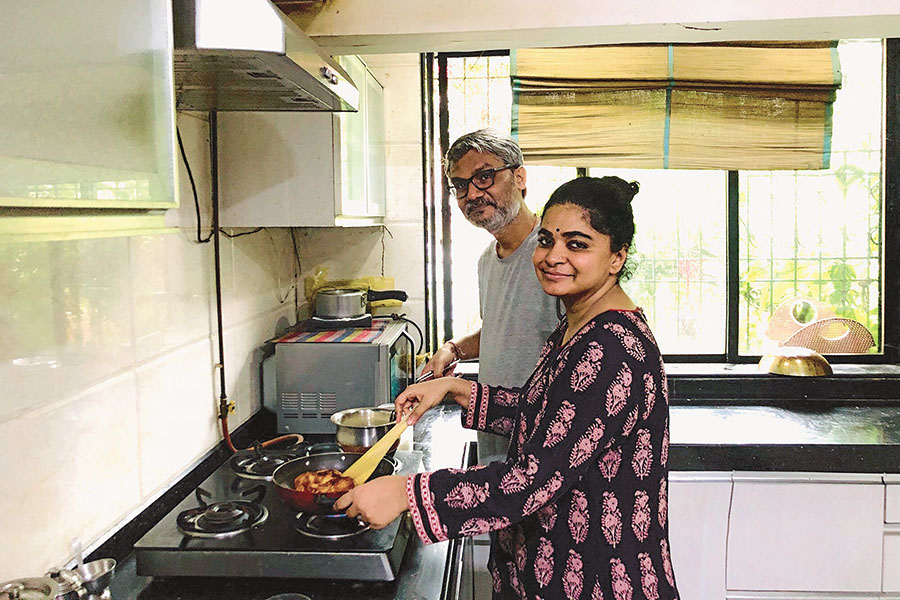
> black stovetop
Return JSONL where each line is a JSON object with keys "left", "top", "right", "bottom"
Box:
{"left": 134, "top": 450, "right": 420, "bottom": 581}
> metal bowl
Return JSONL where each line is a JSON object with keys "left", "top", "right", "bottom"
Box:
{"left": 758, "top": 346, "right": 833, "bottom": 377}
{"left": 0, "top": 577, "right": 60, "bottom": 600}
{"left": 75, "top": 559, "right": 115, "bottom": 595}
{"left": 331, "top": 407, "right": 397, "bottom": 454}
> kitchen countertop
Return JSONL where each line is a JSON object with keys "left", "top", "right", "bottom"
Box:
{"left": 105, "top": 400, "right": 900, "bottom": 598}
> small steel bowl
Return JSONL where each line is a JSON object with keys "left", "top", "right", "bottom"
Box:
{"left": 75, "top": 559, "right": 115, "bottom": 595}
{"left": 758, "top": 346, "right": 833, "bottom": 377}
{"left": 331, "top": 407, "right": 397, "bottom": 454}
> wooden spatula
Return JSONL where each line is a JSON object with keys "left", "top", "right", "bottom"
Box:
{"left": 342, "top": 419, "right": 409, "bottom": 486}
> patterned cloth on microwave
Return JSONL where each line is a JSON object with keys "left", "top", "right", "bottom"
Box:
{"left": 406, "top": 309, "right": 680, "bottom": 600}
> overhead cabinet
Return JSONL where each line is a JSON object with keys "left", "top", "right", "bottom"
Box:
{"left": 218, "top": 55, "right": 385, "bottom": 227}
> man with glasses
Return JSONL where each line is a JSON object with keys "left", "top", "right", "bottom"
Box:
{"left": 422, "top": 128, "right": 559, "bottom": 464}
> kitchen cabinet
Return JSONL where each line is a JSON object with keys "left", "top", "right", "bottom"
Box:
{"left": 218, "top": 56, "right": 385, "bottom": 227}
{"left": 667, "top": 472, "right": 732, "bottom": 600}
{"left": 0, "top": 0, "right": 176, "bottom": 216}
{"left": 884, "top": 476, "right": 900, "bottom": 592}
{"left": 726, "top": 473, "right": 884, "bottom": 594}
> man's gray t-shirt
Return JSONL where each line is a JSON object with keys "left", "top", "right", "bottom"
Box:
{"left": 476, "top": 222, "right": 560, "bottom": 462}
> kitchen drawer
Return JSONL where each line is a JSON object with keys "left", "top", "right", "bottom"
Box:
{"left": 726, "top": 473, "right": 884, "bottom": 593}
{"left": 886, "top": 527, "right": 900, "bottom": 592}
{"left": 886, "top": 481, "right": 900, "bottom": 523}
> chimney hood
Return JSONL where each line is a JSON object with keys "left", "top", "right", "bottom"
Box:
{"left": 172, "top": 0, "right": 358, "bottom": 112}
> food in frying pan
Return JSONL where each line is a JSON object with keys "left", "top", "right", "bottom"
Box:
{"left": 293, "top": 468, "right": 356, "bottom": 494}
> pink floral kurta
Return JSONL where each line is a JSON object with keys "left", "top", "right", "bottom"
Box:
{"left": 407, "top": 310, "right": 679, "bottom": 600}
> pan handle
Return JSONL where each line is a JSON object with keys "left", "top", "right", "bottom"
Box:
{"left": 367, "top": 289, "right": 408, "bottom": 303}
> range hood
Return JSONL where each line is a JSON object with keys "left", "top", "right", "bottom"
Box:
{"left": 172, "top": 0, "right": 358, "bottom": 112}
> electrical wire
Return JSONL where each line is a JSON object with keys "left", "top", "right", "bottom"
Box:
{"left": 391, "top": 312, "right": 424, "bottom": 358}
{"left": 176, "top": 126, "right": 212, "bottom": 244}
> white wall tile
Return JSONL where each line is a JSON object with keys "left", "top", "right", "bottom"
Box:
{"left": 0, "top": 374, "right": 141, "bottom": 581}
{"left": 384, "top": 142, "right": 424, "bottom": 222}
{"left": 135, "top": 340, "right": 218, "bottom": 496}
{"left": 130, "top": 233, "right": 213, "bottom": 362}
{"left": 0, "top": 236, "right": 134, "bottom": 423}
{"left": 379, "top": 63, "right": 423, "bottom": 145}
{"left": 227, "top": 228, "right": 298, "bottom": 325}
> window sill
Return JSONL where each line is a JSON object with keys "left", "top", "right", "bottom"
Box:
{"left": 455, "top": 361, "right": 900, "bottom": 401}
{"left": 667, "top": 363, "right": 900, "bottom": 402}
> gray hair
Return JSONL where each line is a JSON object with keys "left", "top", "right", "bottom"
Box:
{"left": 443, "top": 129, "right": 524, "bottom": 179}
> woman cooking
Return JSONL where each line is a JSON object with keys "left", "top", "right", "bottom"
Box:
{"left": 335, "top": 176, "right": 679, "bottom": 600}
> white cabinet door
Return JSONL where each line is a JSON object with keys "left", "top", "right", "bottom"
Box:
{"left": 726, "top": 473, "right": 884, "bottom": 593}
{"left": 668, "top": 472, "right": 732, "bottom": 600}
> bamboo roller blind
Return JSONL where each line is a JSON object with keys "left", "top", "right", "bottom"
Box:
{"left": 511, "top": 43, "right": 842, "bottom": 170}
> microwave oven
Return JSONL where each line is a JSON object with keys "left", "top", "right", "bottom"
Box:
{"left": 273, "top": 318, "right": 415, "bottom": 434}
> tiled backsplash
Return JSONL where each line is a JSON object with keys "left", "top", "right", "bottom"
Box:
{"left": 0, "top": 54, "right": 425, "bottom": 579}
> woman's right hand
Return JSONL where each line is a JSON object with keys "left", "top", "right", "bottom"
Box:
{"left": 396, "top": 378, "right": 472, "bottom": 426}
{"left": 419, "top": 344, "right": 458, "bottom": 380}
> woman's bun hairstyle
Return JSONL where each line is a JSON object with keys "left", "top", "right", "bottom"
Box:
{"left": 542, "top": 176, "right": 639, "bottom": 281}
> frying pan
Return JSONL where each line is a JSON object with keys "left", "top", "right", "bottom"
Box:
{"left": 271, "top": 452, "right": 395, "bottom": 514}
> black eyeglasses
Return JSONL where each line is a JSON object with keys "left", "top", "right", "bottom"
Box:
{"left": 447, "top": 164, "right": 518, "bottom": 199}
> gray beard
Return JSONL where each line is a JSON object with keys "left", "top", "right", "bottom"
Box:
{"left": 468, "top": 198, "right": 521, "bottom": 233}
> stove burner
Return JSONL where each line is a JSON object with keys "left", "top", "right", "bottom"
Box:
{"left": 229, "top": 437, "right": 308, "bottom": 480}
{"left": 230, "top": 451, "right": 298, "bottom": 480}
{"left": 294, "top": 512, "right": 370, "bottom": 539}
{"left": 177, "top": 486, "right": 268, "bottom": 538}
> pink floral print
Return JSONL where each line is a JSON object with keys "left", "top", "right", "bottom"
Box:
{"left": 603, "top": 322, "right": 646, "bottom": 361}
{"left": 642, "top": 372, "right": 656, "bottom": 420}
{"left": 632, "top": 490, "right": 651, "bottom": 542}
{"left": 658, "top": 478, "right": 668, "bottom": 528}
{"left": 601, "top": 491, "right": 623, "bottom": 548}
{"left": 661, "top": 421, "right": 669, "bottom": 468}
{"left": 632, "top": 429, "right": 653, "bottom": 479}
{"left": 571, "top": 341, "right": 604, "bottom": 391}
{"left": 610, "top": 558, "right": 633, "bottom": 600}
{"left": 458, "top": 516, "right": 510, "bottom": 536}
{"left": 495, "top": 388, "right": 519, "bottom": 407}
{"left": 526, "top": 374, "right": 547, "bottom": 405}
{"left": 535, "top": 537, "right": 555, "bottom": 588}
{"left": 490, "top": 416, "right": 515, "bottom": 435}
{"left": 500, "top": 454, "right": 540, "bottom": 495}
{"left": 538, "top": 504, "right": 557, "bottom": 532}
{"left": 523, "top": 471, "right": 565, "bottom": 515}
{"left": 592, "top": 577, "right": 605, "bottom": 600}
{"left": 569, "top": 418, "right": 606, "bottom": 468}
{"left": 444, "top": 481, "right": 490, "bottom": 509}
{"left": 638, "top": 552, "right": 660, "bottom": 600}
{"left": 622, "top": 405, "right": 639, "bottom": 438}
{"left": 515, "top": 528, "right": 527, "bottom": 572}
{"left": 544, "top": 400, "right": 577, "bottom": 448}
{"left": 598, "top": 447, "right": 622, "bottom": 481}
{"left": 660, "top": 539, "right": 675, "bottom": 587}
{"left": 606, "top": 363, "right": 632, "bottom": 416}
{"left": 563, "top": 549, "right": 585, "bottom": 599}
{"left": 569, "top": 489, "right": 590, "bottom": 543}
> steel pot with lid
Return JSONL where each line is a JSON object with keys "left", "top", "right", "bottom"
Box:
{"left": 0, "top": 578, "right": 59, "bottom": 600}
{"left": 314, "top": 288, "right": 408, "bottom": 319}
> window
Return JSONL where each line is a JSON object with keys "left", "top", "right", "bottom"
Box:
{"left": 426, "top": 40, "right": 896, "bottom": 364}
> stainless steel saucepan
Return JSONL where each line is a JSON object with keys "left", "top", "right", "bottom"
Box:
{"left": 314, "top": 288, "right": 408, "bottom": 319}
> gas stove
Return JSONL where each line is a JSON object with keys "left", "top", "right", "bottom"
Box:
{"left": 134, "top": 448, "right": 419, "bottom": 581}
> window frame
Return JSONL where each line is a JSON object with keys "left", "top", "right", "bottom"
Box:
{"left": 422, "top": 40, "right": 899, "bottom": 378}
